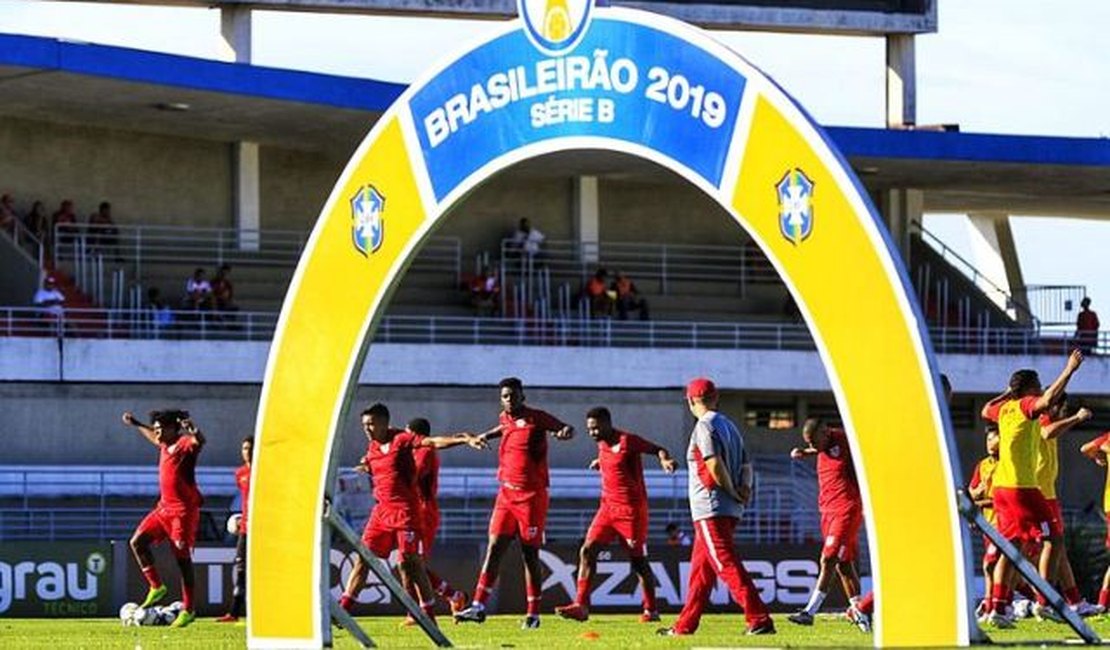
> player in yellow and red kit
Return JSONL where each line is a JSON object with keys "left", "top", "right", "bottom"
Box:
{"left": 1080, "top": 428, "right": 1110, "bottom": 612}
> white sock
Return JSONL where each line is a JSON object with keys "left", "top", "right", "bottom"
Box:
{"left": 804, "top": 590, "right": 827, "bottom": 615}
{"left": 849, "top": 595, "right": 861, "bottom": 608}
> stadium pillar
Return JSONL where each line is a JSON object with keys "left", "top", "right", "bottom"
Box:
{"left": 219, "top": 5, "right": 253, "bottom": 63}
{"left": 232, "top": 142, "right": 261, "bottom": 251}
{"left": 968, "top": 212, "right": 1030, "bottom": 324}
{"left": 885, "top": 34, "right": 916, "bottom": 127}
{"left": 881, "top": 188, "right": 922, "bottom": 263}
{"left": 573, "top": 175, "right": 600, "bottom": 264}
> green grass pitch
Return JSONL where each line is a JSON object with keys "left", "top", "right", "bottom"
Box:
{"left": 2, "top": 613, "right": 1106, "bottom": 649}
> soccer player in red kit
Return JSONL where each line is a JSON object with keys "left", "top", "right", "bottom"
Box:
{"left": 122, "top": 409, "right": 205, "bottom": 628}
{"left": 1080, "top": 428, "right": 1110, "bottom": 613}
{"left": 787, "top": 418, "right": 865, "bottom": 629}
{"left": 338, "top": 404, "right": 483, "bottom": 620}
{"left": 454, "top": 377, "right": 574, "bottom": 629}
{"left": 555, "top": 406, "right": 678, "bottom": 623}
{"left": 405, "top": 417, "right": 468, "bottom": 620}
{"left": 218, "top": 436, "right": 252, "bottom": 623}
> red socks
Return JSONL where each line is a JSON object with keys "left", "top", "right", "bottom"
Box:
{"left": 140, "top": 566, "right": 162, "bottom": 589}
{"left": 339, "top": 594, "right": 354, "bottom": 612}
{"left": 474, "top": 572, "right": 494, "bottom": 605}
{"left": 575, "top": 577, "right": 591, "bottom": 607}
{"left": 181, "top": 579, "right": 194, "bottom": 612}
{"left": 858, "top": 591, "right": 874, "bottom": 615}
{"left": 642, "top": 584, "right": 658, "bottom": 613}
{"left": 991, "top": 583, "right": 1012, "bottom": 613}
{"left": 526, "top": 582, "right": 541, "bottom": 617}
{"left": 1100, "top": 589, "right": 1110, "bottom": 609}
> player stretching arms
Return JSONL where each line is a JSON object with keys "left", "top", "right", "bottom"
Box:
{"left": 658, "top": 378, "right": 775, "bottom": 637}
{"left": 122, "top": 409, "right": 205, "bottom": 628}
{"left": 787, "top": 418, "right": 865, "bottom": 629}
{"left": 338, "top": 404, "right": 483, "bottom": 620}
{"left": 405, "top": 417, "right": 468, "bottom": 621}
{"left": 1034, "top": 396, "right": 1096, "bottom": 619}
{"left": 218, "top": 436, "right": 253, "bottom": 623}
{"left": 980, "top": 350, "right": 1084, "bottom": 628}
{"left": 1080, "top": 428, "right": 1110, "bottom": 613}
{"left": 454, "top": 377, "right": 574, "bottom": 629}
{"left": 555, "top": 407, "right": 678, "bottom": 623}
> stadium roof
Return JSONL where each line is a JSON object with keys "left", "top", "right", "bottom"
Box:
{"left": 2, "top": 33, "right": 1108, "bottom": 217}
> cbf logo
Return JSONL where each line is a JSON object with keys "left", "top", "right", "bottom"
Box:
{"left": 350, "top": 185, "right": 385, "bottom": 256}
{"left": 519, "top": 0, "right": 594, "bottom": 56}
{"left": 776, "top": 168, "right": 815, "bottom": 246}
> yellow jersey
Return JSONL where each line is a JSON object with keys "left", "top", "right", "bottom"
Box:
{"left": 971, "top": 456, "right": 999, "bottom": 524}
{"left": 1036, "top": 432, "right": 1059, "bottom": 500}
{"left": 990, "top": 396, "right": 1042, "bottom": 490}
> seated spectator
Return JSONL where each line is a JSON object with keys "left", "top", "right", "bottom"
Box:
{"left": 52, "top": 200, "right": 78, "bottom": 251}
{"left": 509, "top": 217, "right": 545, "bottom": 259}
{"left": 148, "top": 287, "right": 175, "bottom": 332}
{"left": 584, "top": 268, "right": 613, "bottom": 318}
{"left": 184, "top": 267, "right": 214, "bottom": 311}
{"left": 212, "top": 264, "right": 238, "bottom": 313}
{"left": 469, "top": 266, "right": 500, "bottom": 317}
{"left": 33, "top": 274, "right": 66, "bottom": 320}
{"left": 24, "top": 200, "right": 49, "bottom": 245}
{"left": 0, "top": 193, "right": 16, "bottom": 237}
{"left": 612, "top": 270, "right": 649, "bottom": 321}
{"left": 87, "top": 201, "right": 120, "bottom": 259}
{"left": 665, "top": 522, "right": 692, "bottom": 547}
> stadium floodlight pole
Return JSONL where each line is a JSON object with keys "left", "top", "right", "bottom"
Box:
{"left": 326, "top": 508, "right": 453, "bottom": 648}
{"left": 955, "top": 489, "right": 1099, "bottom": 645}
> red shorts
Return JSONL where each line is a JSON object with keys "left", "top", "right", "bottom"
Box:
{"left": 136, "top": 505, "right": 199, "bottom": 552}
{"left": 1046, "top": 499, "right": 1066, "bottom": 538}
{"left": 362, "top": 506, "right": 424, "bottom": 559}
{"left": 422, "top": 505, "right": 441, "bottom": 555}
{"left": 820, "top": 507, "right": 863, "bottom": 562}
{"left": 993, "top": 487, "right": 1061, "bottom": 543}
{"left": 489, "top": 486, "right": 548, "bottom": 546}
{"left": 585, "top": 504, "right": 649, "bottom": 557}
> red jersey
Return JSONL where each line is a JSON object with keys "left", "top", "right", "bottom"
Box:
{"left": 158, "top": 435, "right": 203, "bottom": 513}
{"left": 497, "top": 407, "right": 565, "bottom": 490}
{"left": 816, "top": 428, "right": 861, "bottom": 514}
{"left": 597, "top": 431, "right": 658, "bottom": 509}
{"left": 413, "top": 443, "right": 440, "bottom": 512}
{"left": 363, "top": 429, "right": 421, "bottom": 510}
{"left": 235, "top": 463, "right": 251, "bottom": 534}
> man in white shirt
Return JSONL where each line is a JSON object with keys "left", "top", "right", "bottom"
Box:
{"left": 33, "top": 275, "right": 65, "bottom": 319}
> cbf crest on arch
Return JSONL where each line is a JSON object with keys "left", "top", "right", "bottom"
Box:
{"left": 519, "top": 0, "right": 595, "bottom": 56}
{"left": 351, "top": 184, "right": 385, "bottom": 256}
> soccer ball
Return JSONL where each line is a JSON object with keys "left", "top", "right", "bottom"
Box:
{"left": 226, "top": 513, "right": 243, "bottom": 535}
{"left": 157, "top": 601, "right": 185, "bottom": 625}
{"left": 119, "top": 602, "right": 140, "bottom": 626}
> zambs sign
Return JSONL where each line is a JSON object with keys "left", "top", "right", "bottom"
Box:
{"left": 0, "top": 543, "right": 111, "bottom": 617}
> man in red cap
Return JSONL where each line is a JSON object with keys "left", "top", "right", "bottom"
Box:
{"left": 659, "top": 377, "right": 775, "bottom": 636}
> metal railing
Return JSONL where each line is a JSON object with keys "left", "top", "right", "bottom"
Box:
{"left": 2, "top": 306, "right": 1106, "bottom": 355}
{"left": 4, "top": 216, "right": 45, "bottom": 268}
{"left": 1026, "top": 285, "right": 1090, "bottom": 328}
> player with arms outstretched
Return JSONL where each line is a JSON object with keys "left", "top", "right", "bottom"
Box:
{"left": 555, "top": 406, "right": 678, "bottom": 623}
{"left": 338, "top": 404, "right": 483, "bottom": 621}
{"left": 405, "top": 417, "right": 469, "bottom": 620}
{"left": 787, "top": 418, "right": 866, "bottom": 630}
{"left": 122, "top": 409, "right": 205, "bottom": 628}
{"left": 454, "top": 377, "right": 574, "bottom": 629}
{"left": 980, "top": 350, "right": 1084, "bottom": 628}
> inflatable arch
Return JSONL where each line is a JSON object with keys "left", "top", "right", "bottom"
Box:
{"left": 248, "top": 4, "right": 972, "bottom": 647}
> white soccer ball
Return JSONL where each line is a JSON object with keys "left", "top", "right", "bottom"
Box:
{"left": 226, "top": 513, "right": 243, "bottom": 535}
{"left": 119, "top": 602, "right": 140, "bottom": 626}
{"left": 158, "top": 601, "right": 184, "bottom": 625}
{"left": 139, "top": 606, "right": 160, "bottom": 626}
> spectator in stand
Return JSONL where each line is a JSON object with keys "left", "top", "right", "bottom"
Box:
{"left": 584, "top": 268, "right": 613, "bottom": 318}
{"left": 33, "top": 274, "right": 66, "bottom": 320}
{"left": 510, "top": 217, "right": 545, "bottom": 259}
{"left": 52, "top": 200, "right": 78, "bottom": 251}
{"left": 612, "top": 271, "right": 650, "bottom": 321}
{"left": 665, "top": 522, "right": 692, "bottom": 547}
{"left": 184, "top": 268, "right": 213, "bottom": 311}
{"left": 212, "top": 264, "right": 238, "bottom": 314}
{"left": 469, "top": 266, "right": 500, "bottom": 317}
{"left": 148, "top": 288, "right": 175, "bottom": 333}
{"left": 1076, "top": 297, "right": 1100, "bottom": 354}
{"left": 0, "top": 193, "right": 17, "bottom": 237}
{"left": 88, "top": 201, "right": 120, "bottom": 260}
{"left": 24, "top": 201, "right": 49, "bottom": 245}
